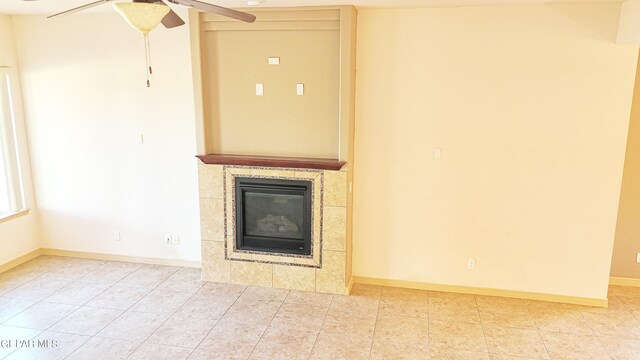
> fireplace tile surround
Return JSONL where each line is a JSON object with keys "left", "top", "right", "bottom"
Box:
{"left": 198, "top": 163, "right": 349, "bottom": 295}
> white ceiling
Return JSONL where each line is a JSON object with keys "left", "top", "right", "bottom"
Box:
{"left": 0, "top": 0, "right": 622, "bottom": 15}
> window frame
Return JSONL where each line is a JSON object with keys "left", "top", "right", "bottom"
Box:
{"left": 0, "top": 66, "right": 27, "bottom": 220}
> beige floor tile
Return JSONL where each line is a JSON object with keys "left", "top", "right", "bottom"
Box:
{"left": 479, "top": 308, "right": 537, "bottom": 329}
{"left": 249, "top": 326, "right": 318, "bottom": 360}
{"left": 429, "top": 291, "right": 477, "bottom": 305}
{"left": 4, "top": 301, "right": 78, "bottom": 330}
{"left": 475, "top": 295, "right": 529, "bottom": 314}
{"left": 66, "top": 337, "right": 140, "bottom": 360}
{"left": 370, "top": 334, "right": 430, "bottom": 359}
{"left": 379, "top": 294, "right": 429, "bottom": 318}
{"left": 540, "top": 331, "right": 609, "bottom": 360}
{"left": 38, "top": 262, "right": 101, "bottom": 282}
{"left": 128, "top": 342, "right": 192, "bottom": 360}
{"left": 0, "top": 272, "right": 36, "bottom": 295}
{"left": 309, "top": 331, "right": 372, "bottom": 360}
{"left": 284, "top": 290, "right": 333, "bottom": 308}
{"left": 116, "top": 264, "right": 179, "bottom": 289}
{"left": 430, "top": 349, "right": 492, "bottom": 359}
{"left": 483, "top": 325, "right": 549, "bottom": 359}
{"left": 192, "top": 317, "right": 267, "bottom": 360}
{"left": 375, "top": 313, "right": 429, "bottom": 339}
{"left": 157, "top": 267, "right": 205, "bottom": 294}
{"left": 0, "top": 325, "right": 41, "bottom": 359}
{"left": 598, "top": 335, "right": 640, "bottom": 360}
{"left": 175, "top": 292, "right": 236, "bottom": 320}
{"left": 45, "top": 281, "right": 110, "bottom": 305}
{"left": 85, "top": 285, "right": 150, "bottom": 310}
{"left": 96, "top": 311, "right": 169, "bottom": 341}
{"left": 49, "top": 306, "right": 122, "bottom": 336}
{"left": 489, "top": 355, "right": 541, "bottom": 360}
{"left": 429, "top": 319, "right": 487, "bottom": 353}
{"left": 429, "top": 302, "right": 481, "bottom": 324}
{"left": 77, "top": 261, "right": 141, "bottom": 286}
{"left": 530, "top": 308, "right": 594, "bottom": 335}
{"left": 321, "top": 313, "right": 376, "bottom": 336}
{"left": 224, "top": 299, "right": 282, "bottom": 326}
{"left": 582, "top": 310, "right": 640, "bottom": 339}
{"left": 328, "top": 292, "right": 380, "bottom": 319}
{"left": 381, "top": 287, "right": 429, "bottom": 300}
{"left": 238, "top": 286, "right": 290, "bottom": 304}
{"left": 147, "top": 314, "right": 217, "bottom": 348}
{"left": 3, "top": 278, "right": 70, "bottom": 301}
{"left": 0, "top": 296, "right": 35, "bottom": 323}
{"left": 269, "top": 303, "right": 327, "bottom": 332}
{"left": 130, "top": 289, "right": 193, "bottom": 314}
{"left": 5, "top": 330, "right": 89, "bottom": 360}
{"left": 199, "top": 282, "right": 247, "bottom": 298}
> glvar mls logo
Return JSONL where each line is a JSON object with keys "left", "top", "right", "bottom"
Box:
{"left": 0, "top": 339, "right": 59, "bottom": 349}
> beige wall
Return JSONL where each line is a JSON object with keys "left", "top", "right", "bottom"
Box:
{"left": 204, "top": 26, "right": 340, "bottom": 158}
{"left": 12, "top": 12, "right": 202, "bottom": 262}
{"left": 353, "top": 4, "right": 638, "bottom": 300}
{"left": 0, "top": 15, "right": 41, "bottom": 265}
{"left": 612, "top": 51, "right": 640, "bottom": 279}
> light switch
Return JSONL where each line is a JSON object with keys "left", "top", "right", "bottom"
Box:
{"left": 256, "top": 83, "right": 264, "bottom": 96}
{"left": 297, "top": 83, "right": 304, "bottom": 96}
{"left": 433, "top": 147, "right": 442, "bottom": 159}
{"left": 136, "top": 133, "right": 144, "bottom": 145}
{"left": 268, "top": 57, "right": 280, "bottom": 65}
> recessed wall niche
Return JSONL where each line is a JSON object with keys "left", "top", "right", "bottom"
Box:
{"left": 198, "top": 8, "right": 342, "bottom": 158}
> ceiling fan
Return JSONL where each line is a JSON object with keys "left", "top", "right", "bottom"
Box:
{"left": 23, "top": 0, "right": 256, "bottom": 26}
{"left": 23, "top": 0, "right": 257, "bottom": 87}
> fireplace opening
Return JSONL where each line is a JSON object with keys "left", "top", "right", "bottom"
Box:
{"left": 235, "top": 177, "right": 312, "bottom": 255}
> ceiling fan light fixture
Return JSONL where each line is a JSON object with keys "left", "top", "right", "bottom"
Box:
{"left": 113, "top": 2, "right": 170, "bottom": 34}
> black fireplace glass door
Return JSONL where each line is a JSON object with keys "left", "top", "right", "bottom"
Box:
{"left": 244, "top": 192, "right": 304, "bottom": 240}
{"left": 236, "top": 178, "right": 312, "bottom": 255}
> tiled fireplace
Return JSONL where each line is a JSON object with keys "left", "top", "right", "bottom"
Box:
{"left": 198, "top": 163, "right": 349, "bottom": 294}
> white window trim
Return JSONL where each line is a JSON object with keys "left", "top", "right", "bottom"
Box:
{"left": 0, "top": 66, "right": 27, "bottom": 218}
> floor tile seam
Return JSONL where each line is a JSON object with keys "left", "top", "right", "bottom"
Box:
{"left": 246, "top": 288, "right": 291, "bottom": 360}
{"left": 42, "top": 279, "right": 116, "bottom": 309}
{"left": 62, "top": 271, "right": 172, "bottom": 360}
{"left": 186, "top": 284, "right": 249, "bottom": 358}
{"left": 592, "top": 335, "right": 618, "bottom": 360}
{"left": 305, "top": 294, "right": 334, "bottom": 359}
{"left": 475, "top": 294, "right": 492, "bottom": 356}
{"left": 120, "top": 266, "right": 196, "bottom": 360}
{"left": 366, "top": 293, "right": 382, "bottom": 359}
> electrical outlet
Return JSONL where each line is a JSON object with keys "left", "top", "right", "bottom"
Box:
{"left": 113, "top": 231, "right": 121, "bottom": 241}
{"left": 171, "top": 235, "right": 180, "bottom": 246}
{"left": 467, "top": 258, "right": 476, "bottom": 270}
{"left": 636, "top": 252, "right": 640, "bottom": 263}
{"left": 164, "top": 234, "right": 172, "bottom": 245}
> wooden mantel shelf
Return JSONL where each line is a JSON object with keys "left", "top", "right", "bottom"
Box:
{"left": 197, "top": 154, "right": 346, "bottom": 171}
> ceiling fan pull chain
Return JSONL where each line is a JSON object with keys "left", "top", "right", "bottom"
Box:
{"left": 144, "top": 33, "right": 152, "bottom": 88}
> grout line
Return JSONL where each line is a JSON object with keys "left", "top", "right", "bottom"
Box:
{"left": 366, "top": 290, "right": 382, "bottom": 359}
{"left": 60, "top": 262, "right": 181, "bottom": 359}
{"left": 305, "top": 294, "right": 334, "bottom": 359}
{"left": 186, "top": 283, "right": 249, "bottom": 358}
{"left": 246, "top": 288, "right": 291, "bottom": 359}
{"left": 474, "top": 295, "right": 491, "bottom": 356}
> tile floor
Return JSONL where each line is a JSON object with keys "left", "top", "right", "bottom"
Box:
{"left": 0, "top": 256, "right": 638, "bottom": 359}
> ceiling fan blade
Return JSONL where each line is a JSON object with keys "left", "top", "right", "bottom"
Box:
{"left": 160, "top": 6, "right": 186, "bottom": 28}
{"left": 47, "top": 0, "right": 113, "bottom": 18}
{"left": 173, "top": 0, "right": 256, "bottom": 23}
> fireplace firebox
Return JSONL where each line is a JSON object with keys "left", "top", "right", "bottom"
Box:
{"left": 235, "top": 177, "right": 312, "bottom": 255}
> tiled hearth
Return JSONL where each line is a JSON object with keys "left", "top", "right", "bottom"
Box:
{"left": 198, "top": 164, "right": 349, "bottom": 294}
